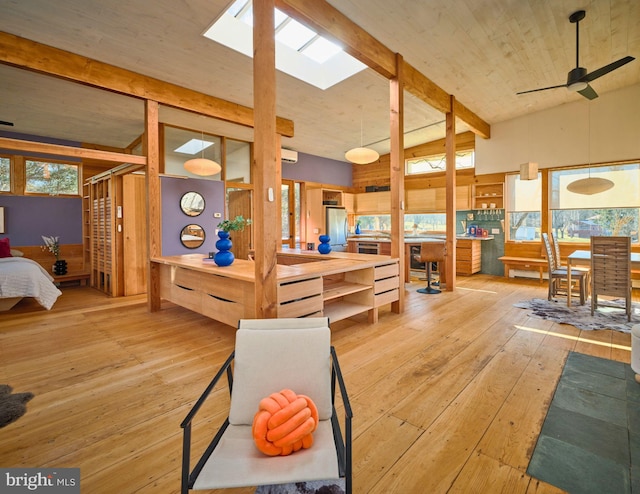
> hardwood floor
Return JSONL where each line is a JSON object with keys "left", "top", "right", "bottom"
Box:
{"left": 0, "top": 277, "right": 634, "bottom": 493}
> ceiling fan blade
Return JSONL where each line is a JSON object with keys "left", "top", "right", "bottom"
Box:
{"left": 577, "top": 84, "right": 598, "bottom": 100}
{"left": 583, "top": 56, "right": 635, "bottom": 82}
{"left": 516, "top": 84, "right": 567, "bottom": 95}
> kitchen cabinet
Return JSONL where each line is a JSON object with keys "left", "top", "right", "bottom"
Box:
{"left": 152, "top": 252, "right": 399, "bottom": 325}
{"left": 472, "top": 183, "right": 503, "bottom": 209}
{"left": 404, "top": 185, "right": 470, "bottom": 212}
{"left": 354, "top": 190, "right": 390, "bottom": 214}
{"left": 343, "top": 193, "right": 355, "bottom": 213}
{"left": 456, "top": 238, "right": 482, "bottom": 275}
{"left": 306, "top": 188, "right": 344, "bottom": 240}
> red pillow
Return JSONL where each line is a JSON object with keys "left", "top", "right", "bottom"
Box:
{"left": 0, "top": 238, "right": 11, "bottom": 258}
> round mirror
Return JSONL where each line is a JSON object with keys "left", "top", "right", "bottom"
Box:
{"left": 180, "top": 224, "right": 205, "bottom": 249}
{"left": 180, "top": 191, "right": 205, "bottom": 217}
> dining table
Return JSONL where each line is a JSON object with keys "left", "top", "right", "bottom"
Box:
{"left": 566, "top": 249, "right": 640, "bottom": 307}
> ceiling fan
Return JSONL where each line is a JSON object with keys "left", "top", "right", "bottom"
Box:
{"left": 517, "top": 10, "right": 635, "bottom": 100}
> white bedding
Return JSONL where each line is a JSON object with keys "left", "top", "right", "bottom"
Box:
{"left": 0, "top": 257, "right": 62, "bottom": 310}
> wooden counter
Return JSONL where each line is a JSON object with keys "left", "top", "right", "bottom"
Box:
{"left": 151, "top": 251, "right": 400, "bottom": 327}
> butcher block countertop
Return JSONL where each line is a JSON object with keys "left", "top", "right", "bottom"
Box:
{"left": 151, "top": 250, "right": 398, "bottom": 284}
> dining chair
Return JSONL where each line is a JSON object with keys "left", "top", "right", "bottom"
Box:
{"left": 180, "top": 317, "right": 352, "bottom": 493}
{"left": 590, "top": 236, "right": 632, "bottom": 321}
{"left": 414, "top": 241, "right": 446, "bottom": 294}
{"left": 542, "top": 233, "right": 589, "bottom": 305}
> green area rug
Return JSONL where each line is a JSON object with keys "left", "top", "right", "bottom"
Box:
{"left": 527, "top": 352, "right": 640, "bottom": 493}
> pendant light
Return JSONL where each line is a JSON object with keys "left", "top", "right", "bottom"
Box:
{"left": 566, "top": 103, "right": 613, "bottom": 195}
{"left": 184, "top": 131, "right": 222, "bottom": 176}
{"left": 345, "top": 108, "right": 379, "bottom": 165}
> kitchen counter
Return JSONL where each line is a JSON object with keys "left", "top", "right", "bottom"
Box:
{"left": 348, "top": 235, "right": 494, "bottom": 242}
{"left": 150, "top": 251, "right": 400, "bottom": 326}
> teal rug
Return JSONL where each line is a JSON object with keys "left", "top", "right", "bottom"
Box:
{"left": 527, "top": 352, "right": 640, "bottom": 493}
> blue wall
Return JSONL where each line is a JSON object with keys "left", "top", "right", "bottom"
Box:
{"left": 282, "top": 152, "right": 351, "bottom": 186}
{"left": 160, "top": 176, "right": 225, "bottom": 256}
{"left": 0, "top": 195, "right": 82, "bottom": 246}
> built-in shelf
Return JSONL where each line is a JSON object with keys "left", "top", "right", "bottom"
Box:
{"left": 323, "top": 281, "right": 371, "bottom": 302}
{"left": 323, "top": 301, "right": 371, "bottom": 322}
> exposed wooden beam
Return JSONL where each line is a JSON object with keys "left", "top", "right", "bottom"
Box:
{"left": 276, "top": 0, "right": 490, "bottom": 139}
{"left": 275, "top": 0, "right": 396, "bottom": 79}
{"left": 0, "top": 137, "right": 147, "bottom": 164}
{"left": 253, "top": 0, "right": 280, "bottom": 318}
{"left": 445, "top": 96, "right": 456, "bottom": 291}
{"left": 145, "top": 101, "right": 161, "bottom": 312}
{"left": 402, "top": 62, "right": 451, "bottom": 116}
{"left": 0, "top": 31, "right": 294, "bottom": 137}
{"left": 453, "top": 99, "right": 491, "bottom": 139}
{"left": 390, "top": 53, "right": 405, "bottom": 313}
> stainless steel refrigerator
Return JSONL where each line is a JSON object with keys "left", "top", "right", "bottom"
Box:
{"left": 325, "top": 206, "right": 348, "bottom": 252}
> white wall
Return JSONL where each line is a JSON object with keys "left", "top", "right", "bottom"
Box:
{"left": 475, "top": 83, "right": 640, "bottom": 174}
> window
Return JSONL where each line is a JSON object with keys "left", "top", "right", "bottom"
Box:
{"left": 354, "top": 214, "right": 446, "bottom": 234}
{"left": 203, "top": 0, "right": 366, "bottom": 90}
{"left": 506, "top": 172, "right": 542, "bottom": 241}
{"left": 406, "top": 150, "right": 474, "bottom": 176}
{"left": 25, "top": 159, "right": 79, "bottom": 195}
{"left": 550, "top": 163, "right": 640, "bottom": 243}
{"left": 0, "top": 156, "right": 10, "bottom": 192}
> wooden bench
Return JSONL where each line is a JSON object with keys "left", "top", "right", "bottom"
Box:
{"left": 498, "top": 256, "right": 547, "bottom": 284}
{"left": 53, "top": 271, "right": 90, "bottom": 287}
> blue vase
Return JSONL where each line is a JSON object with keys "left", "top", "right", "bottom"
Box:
{"left": 355, "top": 223, "right": 361, "bottom": 235}
{"left": 318, "top": 235, "right": 332, "bottom": 254}
{"left": 214, "top": 231, "right": 235, "bottom": 266}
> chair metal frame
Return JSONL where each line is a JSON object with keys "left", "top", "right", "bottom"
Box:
{"left": 180, "top": 327, "right": 353, "bottom": 494}
{"left": 542, "top": 232, "right": 589, "bottom": 305}
{"left": 590, "top": 236, "right": 632, "bottom": 321}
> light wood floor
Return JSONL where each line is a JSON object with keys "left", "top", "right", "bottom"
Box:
{"left": 0, "top": 276, "right": 636, "bottom": 493}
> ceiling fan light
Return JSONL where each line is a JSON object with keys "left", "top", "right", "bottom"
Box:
{"left": 566, "top": 177, "right": 614, "bottom": 195}
{"left": 345, "top": 147, "right": 379, "bottom": 165}
{"left": 184, "top": 158, "right": 222, "bottom": 176}
{"left": 568, "top": 81, "right": 588, "bottom": 92}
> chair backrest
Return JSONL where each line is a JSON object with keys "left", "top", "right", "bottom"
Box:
{"left": 229, "top": 318, "right": 333, "bottom": 425}
{"left": 541, "top": 233, "right": 557, "bottom": 272}
{"left": 550, "top": 231, "right": 562, "bottom": 267}
{"left": 418, "top": 241, "right": 446, "bottom": 263}
{"left": 590, "top": 236, "right": 631, "bottom": 297}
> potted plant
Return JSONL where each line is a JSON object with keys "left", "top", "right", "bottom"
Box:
{"left": 41, "top": 235, "right": 67, "bottom": 275}
{"left": 213, "top": 216, "right": 251, "bottom": 266}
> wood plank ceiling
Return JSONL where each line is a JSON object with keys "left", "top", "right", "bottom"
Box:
{"left": 0, "top": 0, "right": 638, "bottom": 161}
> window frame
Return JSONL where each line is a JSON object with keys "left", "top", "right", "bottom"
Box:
{"left": 24, "top": 157, "right": 81, "bottom": 197}
{"left": 549, "top": 162, "right": 640, "bottom": 245}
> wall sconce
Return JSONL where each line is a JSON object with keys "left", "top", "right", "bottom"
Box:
{"left": 519, "top": 162, "right": 538, "bottom": 180}
{"left": 0, "top": 207, "right": 4, "bottom": 233}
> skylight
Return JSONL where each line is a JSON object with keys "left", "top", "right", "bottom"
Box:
{"left": 204, "top": 0, "right": 367, "bottom": 90}
{"left": 174, "top": 139, "right": 214, "bottom": 155}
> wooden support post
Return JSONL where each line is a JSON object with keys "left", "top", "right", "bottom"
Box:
{"left": 390, "top": 53, "right": 405, "bottom": 313}
{"left": 445, "top": 95, "right": 456, "bottom": 291}
{"left": 253, "top": 0, "right": 280, "bottom": 319}
{"left": 144, "top": 100, "right": 162, "bottom": 311}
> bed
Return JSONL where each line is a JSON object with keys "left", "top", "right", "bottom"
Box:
{"left": 0, "top": 257, "right": 62, "bottom": 311}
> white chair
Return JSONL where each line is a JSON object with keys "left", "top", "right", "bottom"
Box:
{"left": 180, "top": 317, "right": 352, "bottom": 493}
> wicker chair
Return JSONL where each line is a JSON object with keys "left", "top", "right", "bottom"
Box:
{"left": 542, "top": 233, "right": 589, "bottom": 305}
{"left": 590, "top": 236, "right": 632, "bottom": 321}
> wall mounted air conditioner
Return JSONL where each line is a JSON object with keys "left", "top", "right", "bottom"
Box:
{"left": 281, "top": 148, "right": 298, "bottom": 164}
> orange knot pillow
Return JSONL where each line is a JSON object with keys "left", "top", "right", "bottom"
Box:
{"left": 252, "top": 389, "right": 319, "bottom": 456}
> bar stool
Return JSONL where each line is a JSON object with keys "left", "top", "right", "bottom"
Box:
{"left": 414, "top": 241, "right": 447, "bottom": 294}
